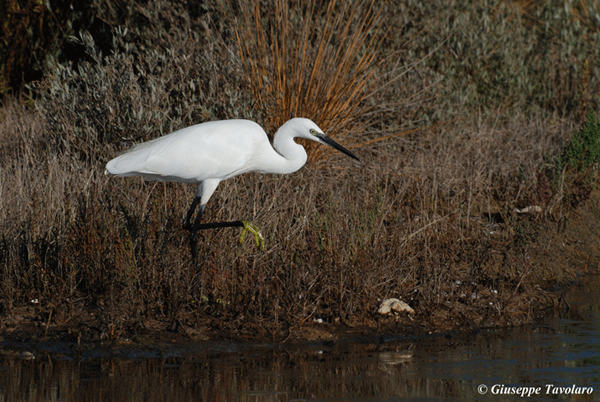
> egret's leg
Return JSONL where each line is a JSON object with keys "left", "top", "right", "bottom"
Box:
{"left": 189, "top": 204, "right": 206, "bottom": 260}
{"left": 197, "top": 221, "right": 243, "bottom": 229}
{"left": 193, "top": 220, "right": 265, "bottom": 251}
{"left": 183, "top": 194, "right": 265, "bottom": 257}
{"left": 183, "top": 196, "right": 201, "bottom": 231}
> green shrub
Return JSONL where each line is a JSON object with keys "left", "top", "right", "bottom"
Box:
{"left": 385, "top": 0, "right": 600, "bottom": 119}
{"left": 0, "top": 0, "right": 112, "bottom": 96}
{"left": 558, "top": 109, "right": 600, "bottom": 173}
{"left": 565, "top": 109, "right": 600, "bottom": 171}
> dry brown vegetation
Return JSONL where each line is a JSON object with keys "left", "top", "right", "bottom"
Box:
{"left": 234, "top": 0, "right": 382, "bottom": 157}
{"left": 1, "top": 0, "right": 599, "bottom": 343}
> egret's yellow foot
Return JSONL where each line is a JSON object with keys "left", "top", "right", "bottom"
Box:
{"left": 240, "top": 221, "right": 265, "bottom": 251}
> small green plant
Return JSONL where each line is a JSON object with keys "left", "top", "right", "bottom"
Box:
{"left": 558, "top": 109, "right": 600, "bottom": 173}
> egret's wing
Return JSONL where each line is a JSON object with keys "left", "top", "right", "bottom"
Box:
{"left": 106, "top": 120, "right": 267, "bottom": 183}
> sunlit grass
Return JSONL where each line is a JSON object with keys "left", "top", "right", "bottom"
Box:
{"left": 234, "top": 0, "right": 382, "bottom": 161}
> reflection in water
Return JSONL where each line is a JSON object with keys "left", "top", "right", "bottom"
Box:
{"left": 2, "top": 278, "right": 600, "bottom": 401}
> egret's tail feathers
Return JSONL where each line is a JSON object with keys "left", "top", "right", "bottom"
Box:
{"left": 105, "top": 155, "right": 148, "bottom": 178}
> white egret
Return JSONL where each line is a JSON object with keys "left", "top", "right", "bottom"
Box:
{"left": 105, "top": 117, "right": 359, "bottom": 259}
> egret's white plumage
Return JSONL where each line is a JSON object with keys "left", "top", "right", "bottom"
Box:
{"left": 105, "top": 117, "right": 359, "bottom": 258}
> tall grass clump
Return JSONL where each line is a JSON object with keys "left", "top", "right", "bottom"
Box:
{"left": 232, "top": 0, "right": 386, "bottom": 160}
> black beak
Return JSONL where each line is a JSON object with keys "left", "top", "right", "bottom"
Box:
{"left": 315, "top": 133, "right": 360, "bottom": 161}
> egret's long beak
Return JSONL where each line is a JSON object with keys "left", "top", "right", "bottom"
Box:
{"left": 315, "top": 133, "right": 360, "bottom": 161}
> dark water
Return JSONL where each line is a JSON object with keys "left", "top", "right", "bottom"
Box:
{"left": 2, "top": 277, "right": 600, "bottom": 401}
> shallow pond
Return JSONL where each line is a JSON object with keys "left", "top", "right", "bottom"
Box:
{"left": 1, "top": 276, "right": 599, "bottom": 401}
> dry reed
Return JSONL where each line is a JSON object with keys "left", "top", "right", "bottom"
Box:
{"left": 233, "top": 0, "right": 383, "bottom": 160}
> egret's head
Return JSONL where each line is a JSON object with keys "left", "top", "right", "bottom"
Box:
{"left": 272, "top": 118, "right": 359, "bottom": 170}
{"left": 298, "top": 120, "right": 359, "bottom": 162}
{"left": 284, "top": 118, "right": 324, "bottom": 139}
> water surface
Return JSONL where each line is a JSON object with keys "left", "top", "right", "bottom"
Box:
{"left": 2, "top": 277, "right": 599, "bottom": 401}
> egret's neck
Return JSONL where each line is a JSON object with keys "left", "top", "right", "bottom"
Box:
{"left": 266, "top": 123, "right": 308, "bottom": 175}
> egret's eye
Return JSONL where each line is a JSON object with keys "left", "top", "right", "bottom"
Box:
{"left": 309, "top": 129, "right": 317, "bottom": 136}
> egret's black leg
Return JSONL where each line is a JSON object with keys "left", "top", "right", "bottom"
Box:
{"left": 189, "top": 204, "right": 206, "bottom": 261}
{"left": 184, "top": 198, "right": 263, "bottom": 259}
{"left": 196, "top": 221, "right": 244, "bottom": 230}
{"left": 183, "top": 197, "right": 244, "bottom": 259}
{"left": 183, "top": 196, "right": 201, "bottom": 231}
{"left": 188, "top": 219, "right": 264, "bottom": 258}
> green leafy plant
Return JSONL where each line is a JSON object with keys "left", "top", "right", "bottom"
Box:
{"left": 558, "top": 109, "right": 600, "bottom": 173}
{"left": 0, "top": 0, "right": 101, "bottom": 96}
